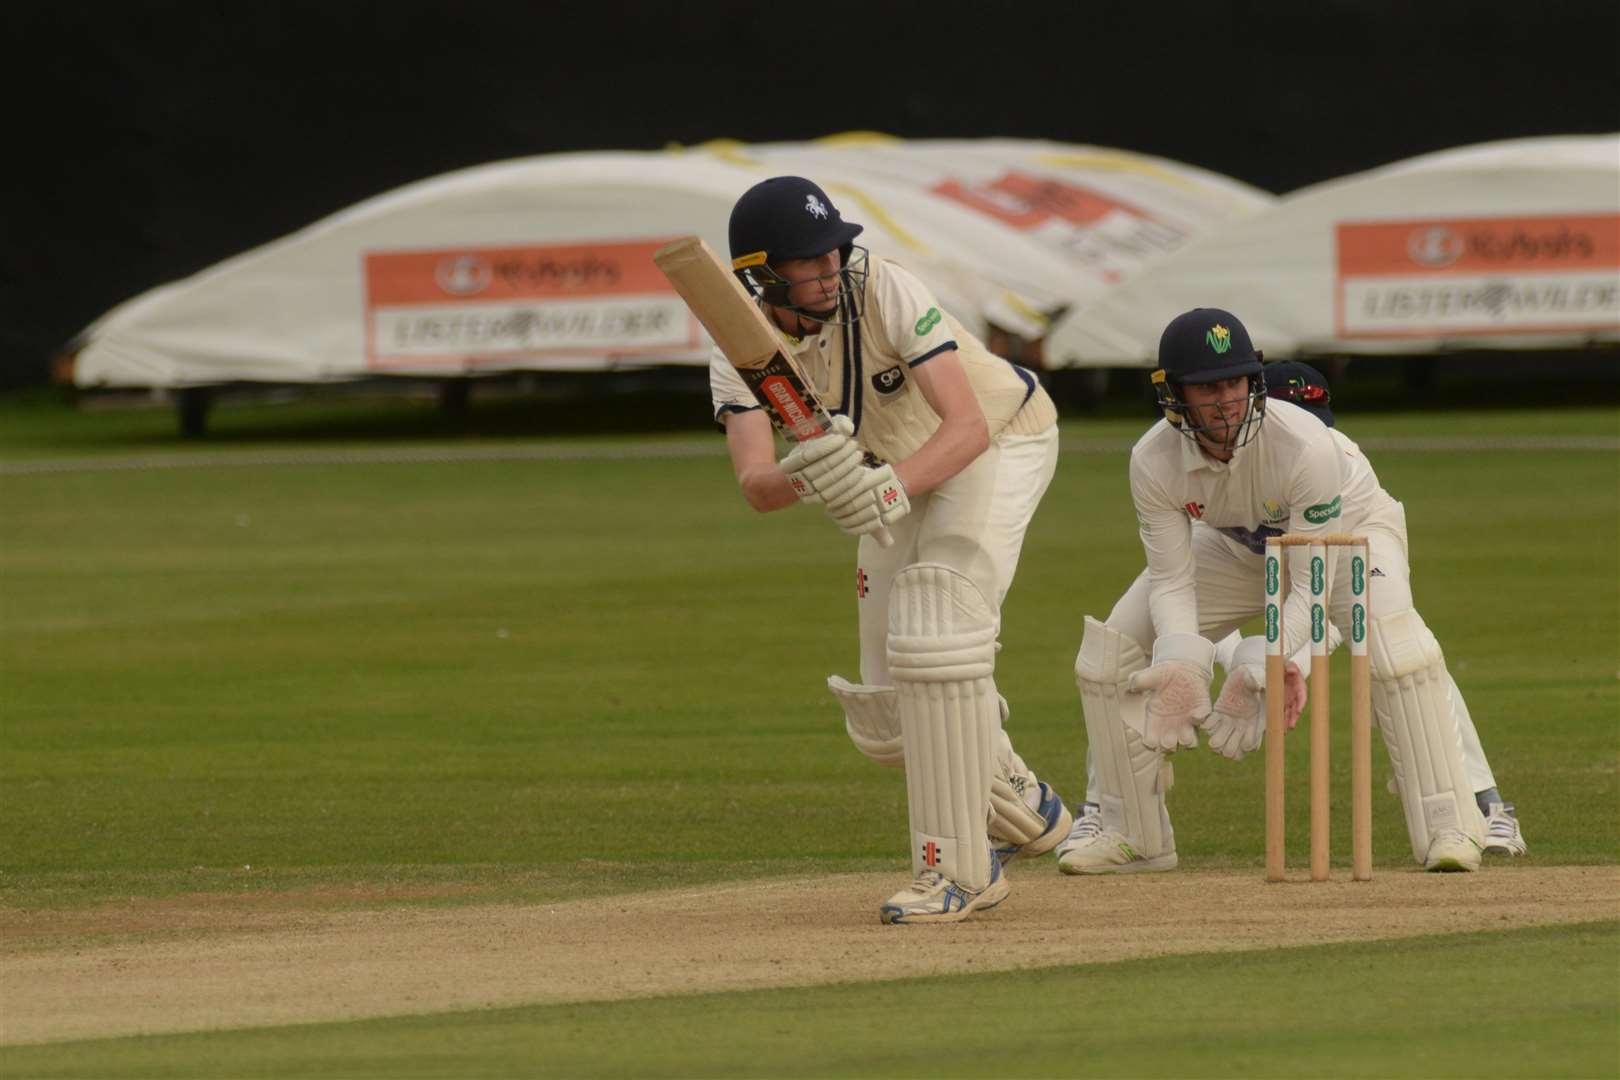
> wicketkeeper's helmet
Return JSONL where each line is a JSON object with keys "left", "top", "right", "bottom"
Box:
{"left": 1152, "top": 307, "right": 1268, "bottom": 450}
{"left": 728, "top": 176, "right": 867, "bottom": 326}
{"left": 1262, "top": 360, "right": 1334, "bottom": 427}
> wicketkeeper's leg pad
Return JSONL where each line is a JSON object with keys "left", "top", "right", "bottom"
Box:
{"left": 828, "top": 676, "right": 903, "bottom": 767}
{"left": 1369, "top": 608, "right": 1487, "bottom": 863}
{"left": 1075, "top": 616, "right": 1174, "bottom": 858}
{"left": 887, "top": 562, "right": 999, "bottom": 891}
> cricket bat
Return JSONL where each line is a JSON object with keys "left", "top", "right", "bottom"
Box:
{"left": 654, "top": 235, "right": 892, "bottom": 546}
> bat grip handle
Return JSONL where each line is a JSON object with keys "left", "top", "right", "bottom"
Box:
{"left": 874, "top": 527, "right": 894, "bottom": 549}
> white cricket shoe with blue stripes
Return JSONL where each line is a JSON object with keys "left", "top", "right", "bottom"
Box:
{"left": 879, "top": 857, "right": 1009, "bottom": 925}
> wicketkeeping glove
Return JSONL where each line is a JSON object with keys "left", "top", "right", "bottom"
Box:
{"left": 1125, "top": 632, "right": 1214, "bottom": 753}
{"left": 1204, "top": 665, "right": 1266, "bottom": 760}
{"left": 780, "top": 415, "right": 863, "bottom": 505}
{"left": 823, "top": 463, "right": 911, "bottom": 538}
{"left": 1201, "top": 634, "right": 1267, "bottom": 760}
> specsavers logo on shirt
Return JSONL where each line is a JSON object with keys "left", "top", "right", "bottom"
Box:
{"left": 915, "top": 307, "right": 942, "bottom": 335}
{"left": 1304, "top": 495, "right": 1342, "bottom": 524}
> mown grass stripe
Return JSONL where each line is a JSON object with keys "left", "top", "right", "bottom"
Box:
{"left": 3, "top": 435, "right": 1614, "bottom": 474}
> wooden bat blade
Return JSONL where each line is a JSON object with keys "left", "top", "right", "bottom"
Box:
{"left": 653, "top": 236, "right": 778, "bottom": 370}
{"left": 654, "top": 235, "right": 894, "bottom": 549}
{"left": 654, "top": 236, "right": 831, "bottom": 443}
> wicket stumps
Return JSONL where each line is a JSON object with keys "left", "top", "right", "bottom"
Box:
{"left": 1263, "top": 533, "right": 1373, "bottom": 883}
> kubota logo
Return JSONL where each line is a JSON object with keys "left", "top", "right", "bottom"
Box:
{"left": 435, "top": 254, "right": 492, "bottom": 296}
{"left": 1265, "top": 603, "right": 1279, "bottom": 642}
{"left": 1406, "top": 225, "right": 1463, "bottom": 267}
{"left": 1206, "top": 324, "right": 1231, "bottom": 354}
{"left": 1265, "top": 557, "right": 1279, "bottom": 595}
{"left": 1304, "top": 496, "right": 1341, "bottom": 525}
{"left": 915, "top": 307, "right": 942, "bottom": 335}
{"left": 1311, "top": 556, "right": 1324, "bottom": 594}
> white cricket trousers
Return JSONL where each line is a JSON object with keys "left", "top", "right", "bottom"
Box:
{"left": 854, "top": 426, "right": 1059, "bottom": 685}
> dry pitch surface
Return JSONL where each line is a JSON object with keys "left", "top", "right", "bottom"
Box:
{"left": 2, "top": 865, "right": 1615, "bottom": 1046}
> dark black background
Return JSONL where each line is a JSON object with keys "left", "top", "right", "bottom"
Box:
{"left": 5, "top": 0, "right": 1617, "bottom": 388}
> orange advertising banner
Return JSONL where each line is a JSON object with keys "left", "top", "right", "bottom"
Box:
{"left": 363, "top": 239, "right": 700, "bottom": 369}
{"left": 365, "top": 240, "right": 678, "bottom": 304}
{"left": 1337, "top": 214, "right": 1619, "bottom": 278}
{"left": 1334, "top": 214, "right": 1620, "bottom": 339}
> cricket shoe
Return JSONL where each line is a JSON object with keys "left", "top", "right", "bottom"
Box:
{"left": 1424, "top": 827, "right": 1483, "bottom": 872}
{"left": 1482, "top": 802, "right": 1527, "bottom": 856}
{"left": 1056, "top": 806, "right": 1177, "bottom": 876}
{"left": 879, "top": 858, "right": 1009, "bottom": 925}
{"left": 991, "top": 781, "right": 1074, "bottom": 867}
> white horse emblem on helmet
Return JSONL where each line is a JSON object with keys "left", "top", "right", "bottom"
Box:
{"left": 805, "top": 194, "right": 829, "bottom": 219}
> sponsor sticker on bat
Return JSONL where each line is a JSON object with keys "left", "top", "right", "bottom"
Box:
{"left": 760, "top": 375, "right": 821, "bottom": 440}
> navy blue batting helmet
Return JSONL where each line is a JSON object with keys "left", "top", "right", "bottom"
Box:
{"left": 727, "top": 176, "right": 868, "bottom": 326}
{"left": 728, "top": 176, "right": 863, "bottom": 268}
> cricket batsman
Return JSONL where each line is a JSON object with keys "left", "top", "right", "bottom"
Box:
{"left": 709, "top": 176, "right": 1070, "bottom": 923}
{"left": 1057, "top": 309, "right": 1505, "bottom": 876}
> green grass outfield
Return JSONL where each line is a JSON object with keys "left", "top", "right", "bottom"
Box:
{"left": 1, "top": 395, "right": 1616, "bottom": 1075}
{"left": 3, "top": 922, "right": 1614, "bottom": 1079}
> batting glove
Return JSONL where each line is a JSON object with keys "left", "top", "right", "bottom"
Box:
{"left": 780, "top": 415, "right": 863, "bottom": 505}
{"left": 823, "top": 463, "right": 910, "bottom": 538}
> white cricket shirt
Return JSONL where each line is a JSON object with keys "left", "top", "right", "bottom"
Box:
{"left": 1130, "top": 398, "right": 1348, "bottom": 655}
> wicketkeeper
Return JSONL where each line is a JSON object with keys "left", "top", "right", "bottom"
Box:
{"left": 1058, "top": 309, "right": 1519, "bottom": 877}
{"left": 709, "top": 176, "right": 1070, "bottom": 923}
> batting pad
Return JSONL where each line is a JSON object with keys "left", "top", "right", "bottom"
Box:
{"left": 1075, "top": 617, "right": 1174, "bottom": 858}
{"left": 827, "top": 676, "right": 903, "bottom": 767}
{"left": 989, "top": 733, "right": 1047, "bottom": 845}
{"left": 887, "top": 562, "right": 998, "bottom": 891}
{"left": 1369, "top": 608, "right": 1487, "bottom": 862}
